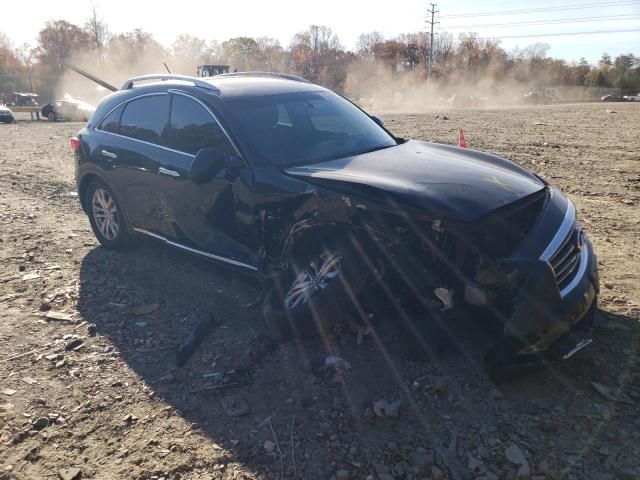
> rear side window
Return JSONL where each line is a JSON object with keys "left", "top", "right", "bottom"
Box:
{"left": 119, "top": 95, "right": 169, "bottom": 145}
{"left": 167, "top": 95, "right": 235, "bottom": 155}
{"left": 98, "top": 105, "right": 123, "bottom": 133}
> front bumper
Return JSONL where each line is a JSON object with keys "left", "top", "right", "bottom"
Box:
{"left": 501, "top": 232, "right": 599, "bottom": 359}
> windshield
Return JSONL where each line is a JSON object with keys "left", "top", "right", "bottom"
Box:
{"left": 225, "top": 91, "right": 397, "bottom": 167}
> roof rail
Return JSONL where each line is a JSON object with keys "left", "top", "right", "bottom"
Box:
{"left": 120, "top": 74, "right": 220, "bottom": 92}
{"left": 215, "top": 71, "right": 313, "bottom": 84}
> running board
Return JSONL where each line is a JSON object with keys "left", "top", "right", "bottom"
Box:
{"left": 133, "top": 228, "right": 258, "bottom": 271}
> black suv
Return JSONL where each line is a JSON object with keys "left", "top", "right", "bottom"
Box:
{"left": 73, "top": 73, "right": 599, "bottom": 378}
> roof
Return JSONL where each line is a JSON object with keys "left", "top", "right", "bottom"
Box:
{"left": 203, "top": 76, "right": 326, "bottom": 99}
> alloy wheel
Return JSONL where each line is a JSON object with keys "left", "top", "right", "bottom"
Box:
{"left": 92, "top": 188, "right": 119, "bottom": 241}
{"left": 284, "top": 252, "right": 342, "bottom": 309}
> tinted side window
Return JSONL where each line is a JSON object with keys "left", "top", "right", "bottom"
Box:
{"left": 119, "top": 95, "right": 168, "bottom": 145}
{"left": 168, "top": 95, "right": 235, "bottom": 155}
{"left": 99, "top": 105, "right": 123, "bottom": 133}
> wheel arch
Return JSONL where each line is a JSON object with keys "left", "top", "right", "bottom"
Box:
{"left": 78, "top": 173, "right": 133, "bottom": 235}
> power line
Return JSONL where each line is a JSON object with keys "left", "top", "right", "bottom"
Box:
{"left": 439, "top": 0, "right": 640, "bottom": 18}
{"left": 444, "top": 14, "right": 640, "bottom": 29}
{"left": 469, "top": 28, "right": 640, "bottom": 39}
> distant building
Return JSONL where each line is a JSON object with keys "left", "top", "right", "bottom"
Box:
{"left": 197, "top": 65, "right": 230, "bottom": 77}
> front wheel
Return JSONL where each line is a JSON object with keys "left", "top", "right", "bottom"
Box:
{"left": 86, "top": 180, "right": 134, "bottom": 250}
{"left": 262, "top": 234, "right": 372, "bottom": 339}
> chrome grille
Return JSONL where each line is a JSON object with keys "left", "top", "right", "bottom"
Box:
{"left": 549, "top": 225, "right": 583, "bottom": 290}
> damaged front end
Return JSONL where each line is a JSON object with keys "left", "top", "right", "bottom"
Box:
{"left": 369, "top": 185, "right": 599, "bottom": 379}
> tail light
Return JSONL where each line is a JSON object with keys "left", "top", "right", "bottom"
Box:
{"left": 70, "top": 137, "right": 80, "bottom": 151}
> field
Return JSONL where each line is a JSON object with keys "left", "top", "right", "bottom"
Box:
{"left": 1, "top": 103, "right": 639, "bottom": 480}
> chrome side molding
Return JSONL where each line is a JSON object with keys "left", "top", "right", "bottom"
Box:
{"left": 133, "top": 228, "right": 258, "bottom": 271}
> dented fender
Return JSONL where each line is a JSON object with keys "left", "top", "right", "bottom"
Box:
{"left": 260, "top": 187, "right": 369, "bottom": 273}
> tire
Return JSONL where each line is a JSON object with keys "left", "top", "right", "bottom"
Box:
{"left": 262, "top": 233, "right": 371, "bottom": 339}
{"left": 47, "top": 113, "right": 57, "bottom": 121}
{"left": 86, "top": 180, "right": 134, "bottom": 250}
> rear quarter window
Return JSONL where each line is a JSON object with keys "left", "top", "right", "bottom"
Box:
{"left": 98, "top": 105, "right": 123, "bottom": 133}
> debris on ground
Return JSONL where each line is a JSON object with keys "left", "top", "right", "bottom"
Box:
{"left": 189, "top": 368, "right": 253, "bottom": 393}
{"left": 175, "top": 314, "right": 217, "bottom": 366}
{"left": 44, "top": 311, "right": 75, "bottom": 323}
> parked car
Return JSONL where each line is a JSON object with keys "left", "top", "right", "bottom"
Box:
{"left": 622, "top": 93, "right": 640, "bottom": 102}
{"left": 42, "top": 98, "right": 95, "bottom": 121}
{"left": 72, "top": 73, "right": 599, "bottom": 380}
{"left": 523, "top": 91, "right": 554, "bottom": 105}
{"left": 601, "top": 95, "right": 628, "bottom": 102}
{"left": 0, "top": 104, "right": 15, "bottom": 123}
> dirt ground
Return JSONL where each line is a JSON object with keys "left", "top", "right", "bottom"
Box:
{"left": 1, "top": 103, "right": 639, "bottom": 480}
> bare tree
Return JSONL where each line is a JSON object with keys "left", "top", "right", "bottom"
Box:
{"left": 85, "top": 6, "right": 110, "bottom": 60}
{"left": 356, "top": 31, "right": 384, "bottom": 61}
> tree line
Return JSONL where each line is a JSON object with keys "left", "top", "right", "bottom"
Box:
{"left": 1, "top": 13, "right": 639, "bottom": 103}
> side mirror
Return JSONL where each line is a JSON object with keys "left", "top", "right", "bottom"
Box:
{"left": 370, "top": 115, "right": 384, "bottom": 127}
{"left": 191, "top": 147, "right": 227, "bottom": 184}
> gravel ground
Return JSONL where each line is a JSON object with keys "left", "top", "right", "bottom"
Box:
{"left": 1, "top": 103, "right": 639, "bottom": 480}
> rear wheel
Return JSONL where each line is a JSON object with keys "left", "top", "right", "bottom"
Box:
{"left": 86, "top": 180, "right": 134, "bottom": 250}
{"left": 262, "top": 234, "right": 371, "bottom": 339}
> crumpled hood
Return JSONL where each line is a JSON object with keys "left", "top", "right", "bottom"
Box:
{"left": 285, "top": 140, "right": 545, "bottom": 221}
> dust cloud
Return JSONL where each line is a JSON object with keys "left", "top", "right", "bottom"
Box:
{"left": 343, "top": 60, "right": 550, "bottom": 113}
{"left": 55, "top": 49, "right": 201, "bottom": 106}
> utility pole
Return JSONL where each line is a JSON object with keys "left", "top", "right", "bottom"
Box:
{"left": 426, "top": 2, "right": 439, "bottom": 81}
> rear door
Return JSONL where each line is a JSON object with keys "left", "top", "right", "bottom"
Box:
{"left": 96, "top": 93, "right": 172, "bottom": 233}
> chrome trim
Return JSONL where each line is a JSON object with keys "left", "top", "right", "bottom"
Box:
{"left": 559, "top": 246, "right": 588, "bottom": 298}
{"left": 539, "top": 200, "right": 576, "bottom": 262}
{"left": 98, "top": 130, "right": 195, "bottom": 159}
{"left": 158, "top": 167, "right": 180, "bottom": 177}
{"left": 562, "top": 338, "right": 592, "bottom": 360}
{"left": 94, "top": 91, "right": 245, "bottom": 164}
{"left": 121, "top": 74, "right": 221, "bottom": 92}
{"left": 133, "top": 228, "right": 258, "bottom": 271}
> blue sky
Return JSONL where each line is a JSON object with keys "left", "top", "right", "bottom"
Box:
{"left": 3, "top": 0, "right": 639, "bottom": 63}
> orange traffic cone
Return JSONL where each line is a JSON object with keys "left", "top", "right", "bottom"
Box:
{"left": 459, "top": 128, "right": 467, "bottom": 148}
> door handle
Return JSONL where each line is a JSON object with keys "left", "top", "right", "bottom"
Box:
{"left": 158, "top": 167, "right": 180, "bottom": 177}
{"left": 101, "top": 149, "right": 117, "bottom": 160}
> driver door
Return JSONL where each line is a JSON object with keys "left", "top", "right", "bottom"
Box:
{"left": 161, "top": 92, "right": 259, "bottom": 268}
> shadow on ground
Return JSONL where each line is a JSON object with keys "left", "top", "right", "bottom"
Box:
{"left": 75, "top": 243, "right": 639, "bottom": 478}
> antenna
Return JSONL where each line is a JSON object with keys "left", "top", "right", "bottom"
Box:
{"left": 164, "top": 62, "right": 172, "bottom": 74}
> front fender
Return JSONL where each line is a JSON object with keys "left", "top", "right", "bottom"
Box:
{"left": 262, "top": 190, "right": 365, "bottom": 273}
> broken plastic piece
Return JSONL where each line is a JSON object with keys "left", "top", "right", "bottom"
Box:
{"left": 189, "top": 368, "right": 253, "bottom": 393}
{"left": 434, "top": 288, "right": 454, "bottom": 311}
{"left": 176, "top": 314, "right": 217, "bottom": 366}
